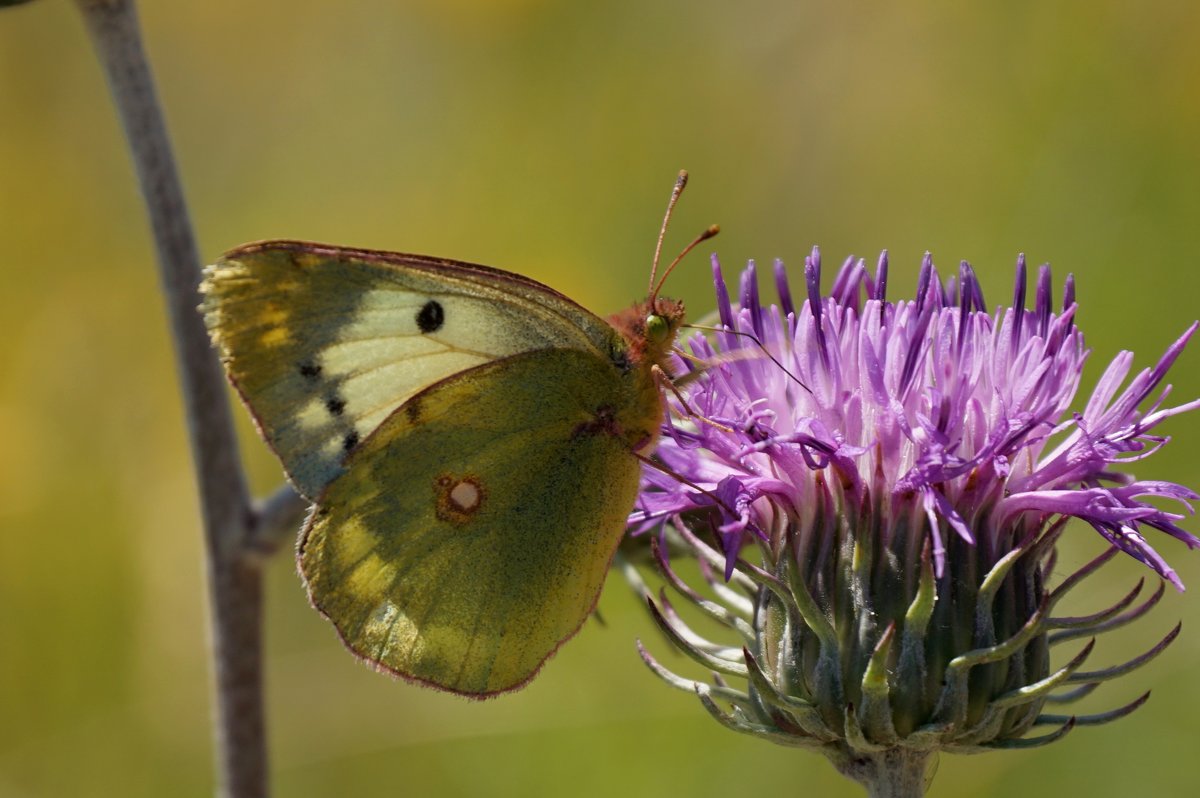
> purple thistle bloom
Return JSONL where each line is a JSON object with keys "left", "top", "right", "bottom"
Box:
{"left": 637, "top": 251, "right": 1200, "bottom": 584}
{"left": 624, "top": 251, "right": 1200, "bottom": 791}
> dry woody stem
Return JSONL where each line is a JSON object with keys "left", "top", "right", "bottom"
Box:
{"left": 73, "top": 1, "right": 277, "bottom": 796}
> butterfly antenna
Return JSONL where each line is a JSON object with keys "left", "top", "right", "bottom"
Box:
{"left": 648, "top": 170, "right": 690, "bottom": 296}
{"left": 681, "top": 324, "right": 811, "bottom": 394}
{"left": 650, "top": 223, "right": 720, "bottom": 306}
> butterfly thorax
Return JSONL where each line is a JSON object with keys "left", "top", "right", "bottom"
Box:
{"left": 604, "top": 296, "right": 685, "bottom": 453}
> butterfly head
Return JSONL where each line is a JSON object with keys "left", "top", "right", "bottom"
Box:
{"left": 608, "top": 296, "right": 685, "bottom": 371}
{"left": 646, "top": 297, "right": 686, "bottom": 352}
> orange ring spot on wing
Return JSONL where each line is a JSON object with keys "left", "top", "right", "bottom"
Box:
{"left": 434, "top": 474, "right": 486, "bottom": 525}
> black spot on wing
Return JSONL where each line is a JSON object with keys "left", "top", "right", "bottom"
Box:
{"left": 325, "top": 395, "right": 346, "bottom": 416}
{"left": 298, "top": 360, "right": 322, "bottom": 380}
{"left": 343, "top": 431, "right": 360, "bottom": 451}
{"left": 416, "top": 300, "right": 445, "bottom": 333}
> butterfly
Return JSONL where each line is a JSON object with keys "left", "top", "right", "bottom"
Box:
{"left": 200, "top": 172, "right": 716, "bottom": 696}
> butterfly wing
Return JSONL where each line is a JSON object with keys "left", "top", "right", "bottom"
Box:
{"left": 299, "top": 347, "right": 645, "bottom": 696}
{"left": 201, "top": 240, "right": 618, "bottom": 499}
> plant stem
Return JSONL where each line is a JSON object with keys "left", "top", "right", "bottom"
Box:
{"left": 249, "top": 485, "right": 309, "bottom": 559}
{"left": 73, "top": 1, "right": 267, "bottom": 795}
{"left": 832, "top": 748, "right": 934, "bottom": 798}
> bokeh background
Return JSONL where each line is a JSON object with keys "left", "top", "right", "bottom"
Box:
{"left": 3, "top": 1, "right": 1200, "bottom": 796}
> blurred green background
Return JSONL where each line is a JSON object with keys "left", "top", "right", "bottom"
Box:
{"left": 3, "top": 1, "right": 1200, "bottom": 796}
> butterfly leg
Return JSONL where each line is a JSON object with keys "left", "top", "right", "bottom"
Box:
{"left": 651, "top": 364, "right": 733, "bottom": 434}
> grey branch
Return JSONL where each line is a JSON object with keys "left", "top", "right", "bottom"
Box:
{"left": 73, "top": 1, "right": 280, "bottom": 796}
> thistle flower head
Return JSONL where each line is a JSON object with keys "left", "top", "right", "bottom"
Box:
{"left": 626, "top": 250, "right": 1199, "bottom": 790}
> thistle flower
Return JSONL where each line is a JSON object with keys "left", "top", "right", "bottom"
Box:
{"left": 625, "top": 250, "right": 1200, "bottom": 796}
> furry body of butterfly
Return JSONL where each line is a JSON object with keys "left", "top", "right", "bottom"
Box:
{"left": 201, "top": 240, "right": 684, "bottom": 696}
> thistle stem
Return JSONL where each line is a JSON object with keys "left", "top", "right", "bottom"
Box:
{"left": 73, "top": 1, "right": 268, "bottom": 795}
{"left": 832, "top": 748, "right": 933, "bottom": 798}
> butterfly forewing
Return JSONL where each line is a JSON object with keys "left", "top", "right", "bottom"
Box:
{"left": 299, "top": 348, "right": 645, "bottom": 695}
{"left": 201, "top": 241, "right": 616, "bottom": 498}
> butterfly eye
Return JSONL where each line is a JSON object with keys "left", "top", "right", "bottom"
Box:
{"left": 645, "top": 313, "right": 670, "bottom": 344}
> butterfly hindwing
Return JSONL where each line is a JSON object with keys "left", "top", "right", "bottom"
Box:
{"left": 299, "top": 347, "right": 644, "bottom": 695}
{"left": 201, "top": 241, "right": 617, "bottom": 498}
